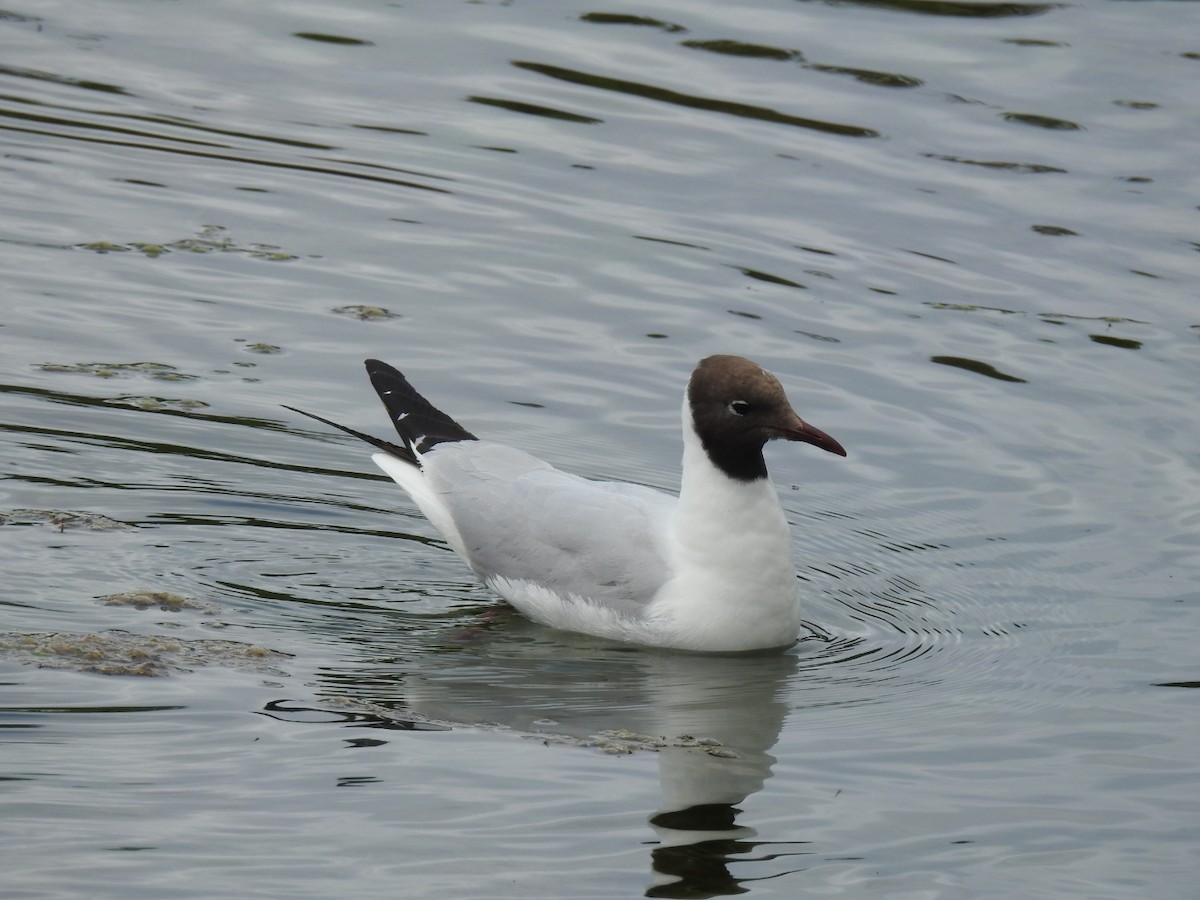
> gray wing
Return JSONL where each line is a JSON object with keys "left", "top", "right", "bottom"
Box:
{"left": 422, "top": 442, "right": 675, "bottom": 616}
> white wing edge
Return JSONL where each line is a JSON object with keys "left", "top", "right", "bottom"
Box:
{"left": 370, "top": 451, "right": 470, "bottom": 562}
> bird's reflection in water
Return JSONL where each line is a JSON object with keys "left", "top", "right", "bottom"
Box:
{"left": 309, "top": 616, "right": 819, "bottom": 896}
{"left": 642, "top": 651, "right": 808, "bottom": 897}
{"left": 648, "top": 800, "right": 815, "bottom": 897}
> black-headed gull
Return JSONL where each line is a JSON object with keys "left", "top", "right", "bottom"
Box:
{"left": 289, "top": 356, "right": 846, "bottom": 653}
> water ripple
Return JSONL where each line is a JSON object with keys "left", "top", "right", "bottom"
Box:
{"left": 513, "top": 61, "right": 881, "bottom": 138}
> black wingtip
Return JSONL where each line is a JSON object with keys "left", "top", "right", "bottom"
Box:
{"left": 286, "top": 361, "right": 476, "bottom": 465}
{"left": 362, "top": 359, "right": 477, "bottom": 452}
{"left": 284, "top": 404, "right": 415, "bottom": 464}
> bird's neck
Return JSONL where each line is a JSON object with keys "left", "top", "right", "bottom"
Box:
{"left": 672, "top": 405, "right": 792, "bottom": 559}
{"left": 651, "top": 405, "right": 800, "bottom": 652}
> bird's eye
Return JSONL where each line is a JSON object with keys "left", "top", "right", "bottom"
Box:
{"left": 728, "top": 400, "right": 752, "bottom": 416}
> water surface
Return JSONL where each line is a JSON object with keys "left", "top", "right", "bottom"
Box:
{"left": 2, "top": 1, "right": 1198, "bottom": 897}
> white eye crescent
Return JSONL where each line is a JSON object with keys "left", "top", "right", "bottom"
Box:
{"left": 728, "top": 400, "right": 752, "bottom": 416}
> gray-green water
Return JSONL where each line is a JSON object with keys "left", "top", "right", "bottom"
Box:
{"left": 2, "top": 1, "right": 1198, "bottom": 897}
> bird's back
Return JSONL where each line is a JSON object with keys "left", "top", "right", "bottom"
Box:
{"left": 419, "top": 441, "right": 676, "bottom": 617}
